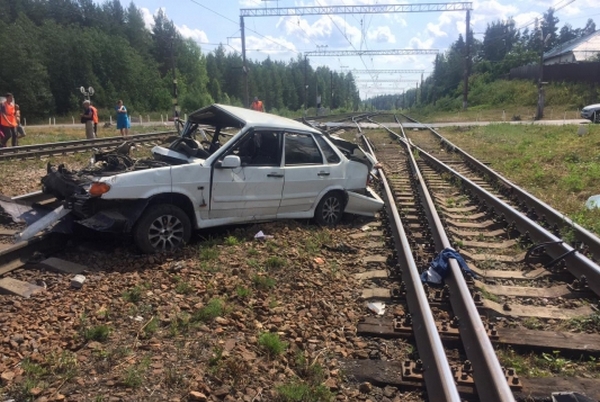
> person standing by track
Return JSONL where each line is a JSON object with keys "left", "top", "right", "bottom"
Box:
{"left": 90, "top": 102, "right": 99, "bottom": 137}
{"left": 115, "top": 100, "right": 130, "bottom": 137}
{"left": 15, "top": 104, "right": 26, "bottom": 139}
{"left": 81, "top": 100, "right": 95, "bottom": 139}
{"left": 0, "top": 93, "right": 18, "bottom": 147}
{"left": 250, "top": 96, "right": 265, "bottom": 112}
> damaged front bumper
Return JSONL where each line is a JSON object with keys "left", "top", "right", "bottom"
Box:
{"left": 345, "top": 187, "right": 384, "bottom": 217}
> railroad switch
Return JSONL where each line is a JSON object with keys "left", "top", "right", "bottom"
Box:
{"left": 401, "top": 360, "right": 424, "bottom": 381}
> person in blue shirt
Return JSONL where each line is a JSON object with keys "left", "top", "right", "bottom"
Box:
{"left": 115, "top": 100, "right": 130, "bottom": 137}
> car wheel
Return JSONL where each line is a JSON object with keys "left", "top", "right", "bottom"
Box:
{"left": 133, "top": 204, "right": 191, "bottom": 253}
{"left": 594, "top": 111, "right": 600, "bottom": 124}
{"left": 315, "top": 191, "right": 345, "bottom": 226}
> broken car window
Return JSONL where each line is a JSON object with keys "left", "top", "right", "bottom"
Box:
{"left": 284, "top": 133, "right": 323, "bottom": 165}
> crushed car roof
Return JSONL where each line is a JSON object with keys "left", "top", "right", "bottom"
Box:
{"left": 187, "top": 104, "right": 322, "bottom": 133}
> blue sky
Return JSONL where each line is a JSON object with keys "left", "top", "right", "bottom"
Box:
{"left": 115, "top": 0, "right": 600, "bottom": 97}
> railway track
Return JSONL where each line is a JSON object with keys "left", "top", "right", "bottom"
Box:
{"left": 346, "top": 114, "right": 600, "bottom": 400}
{"left": 1, "top": 112, "right": 599, "bottom": 400}
{"left": 0, "top": 131, "right": 175, "bottom": 160}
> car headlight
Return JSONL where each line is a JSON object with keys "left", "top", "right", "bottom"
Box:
{"left": 88, "top": 182, "right": 111, "bottom": 197}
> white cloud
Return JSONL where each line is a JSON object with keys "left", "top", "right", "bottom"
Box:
{"left": 367, "top": 26, "right": 396, "bottom": 44}
{"left": 279, "top": 15, "right": 364, "bottom": 48}
{"left": 426, "top": 21, "right": 449, "bottom": 38}
{"left": 140, "top": 7, "right": 209, "bottom": 44}
{"left": 228, "top": 35, "right": 298, "bottom": 56}
{"left": 178, "top": 25, "right": 209, "bottom": 44}
{"left": 139, "top": 7, "right": 155, "bottom": 30}
{"left": 512, "top": 11, "right": 540, "bottom": 29}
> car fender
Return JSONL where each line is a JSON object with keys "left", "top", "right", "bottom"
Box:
{"left": 311, "top": 186, "right": 348, "bottom": 212}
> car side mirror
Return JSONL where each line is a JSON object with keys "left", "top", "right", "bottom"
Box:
{"left": 218, "top": 155, "right": 241, "bottom": 169}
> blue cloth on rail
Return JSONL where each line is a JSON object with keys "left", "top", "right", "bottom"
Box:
{"left": 420, "top": 247, "right": 476, "bottom": 285}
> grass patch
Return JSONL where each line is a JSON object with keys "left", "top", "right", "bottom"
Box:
{"left": 83, "top": 324, "right": 112, "bottom": 342}
{"left": 522, "top": 317, "right": 544, "bottom": 330}
{"left": 265, "top": 256, "right": 286, "bottom": 270}
{"left": 258, "top": 332, "right": 288, "bottom": 358}
{"left": 122, "top": 285, "right": 144, "bottom": 303}
{"left": 199, "top": 245, "right": 220, "bottom": 261}
{"left": 252, "top": 274, "right": 276, "bottom": 290}
{"left": 173, "top": 276, "right": 194, "bottom": 295}
{"left": 478, "top": 287, "right": 499, "bottom": 303}
{"left": 276, "top": 381, "right": 333, "bottom": 402}
{"left": 224, "top": 235, "right": 240, "bottom": 246}
{"left": 192, "top": 298, "right": 226, "bottom": 323}
{"left": 562, "top": 313, "right": 600, "bottom": 333}
{"left": 169, "top": 312, "right": 192, "bottom": 336}
{"left": 235, "top": 286, "right": 252, "bottom": 299}
{"left": 122, "top": 357, "right": 151, "bottom": 388}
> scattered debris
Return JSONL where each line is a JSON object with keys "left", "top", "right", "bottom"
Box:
{"left": 254, "top": 230, "right": 273, "bottom": 240}
{"left": 577, "top": 124, "right": 588, "bottom": 137}
{"left": 585, "top": 195, "right": 600, "bottom": 210}
{"left": 367, "top": 302, "right": 386, "bottom": 315}
{"left": 70, "top": 274, "right": 86, "bottom": 289}
{"left": 323, "top": 242, "right": 357, "bottom": 254}
{"left": 38, "top": 257, "right": 87, "bottom": 274}
{"left": 0, "top": 277, "right": 45, "bottom": 298}
{"left": 552, "top": 391, "right": 597, "bottom": 402}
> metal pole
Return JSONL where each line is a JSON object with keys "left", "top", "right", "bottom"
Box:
{"left": 240, "top": 16, "right": 249, "bottom": 108}
{"left": 304, "top": 55, "right": 308, "bottom": 115}
{"left": 171, "top": 39, "right": 179, "bottom": 122}
{"left": 462, "top": 9, "right": 471, "bottom": 110}
{"left": 536, "top": 25, "right": 546, "bottom": 120}
{"left": 330, "top": 71, "right": 334, "bottom": 109}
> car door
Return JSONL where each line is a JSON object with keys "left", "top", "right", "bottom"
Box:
{"left": 210, "top": 130, "right": 284, "bottom": 220}
{"left": 278, "top": 131, "right": 345, "bottom": 215}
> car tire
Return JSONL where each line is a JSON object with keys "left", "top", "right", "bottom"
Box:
{"left": 594, "top": 111, "right": 600, "bottom": 124}
{"left": 133, "top": 204, "right": 191, "bottom": 253}
{"left": 314, "top": 191, "right": 345, "bottom": 226}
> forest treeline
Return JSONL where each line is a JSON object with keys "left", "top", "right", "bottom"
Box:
{"left": 1, "top": 0, "right": 598, "bottom": 119}
{"left": 0, "top": 0, "right": 360, "bottom": 120}
{"left": 370, "top": 8, "right": 599, "bottom": 111}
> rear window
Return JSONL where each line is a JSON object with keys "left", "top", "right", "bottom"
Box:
{"left": 284, "top": 133, "right": 323, "bottom": 165}
{"left": 314, "top": 135, "right": 341, "bottom": 164}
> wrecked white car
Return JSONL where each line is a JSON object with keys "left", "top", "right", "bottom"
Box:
{"left": 39, "top": 104, "right": 383, "bottom": 253}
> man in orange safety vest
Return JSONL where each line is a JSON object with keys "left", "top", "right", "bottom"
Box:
{"left": 0, "top": 93, "right": 18, "bottom": 147}
{"left": 250, "top": 96, "right": 265, "bottom": 112}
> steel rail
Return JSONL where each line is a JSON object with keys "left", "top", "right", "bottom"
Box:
{"left": 0, "top": 233, "right": 69, "bottom": 276}
{"left": 369, "top": 116, "right": 516, "bottom": 401}
{"left": 0, "top": 131, "right": 175, "bottom": 160}
{"left": 405, "top": 116, "right": 600, "bottom": 264}
{"left": 352, "top": 115, "right": 462, "bottom": 401}
{"left": 396, "top": 115, "right": 600, "bottom": 297}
